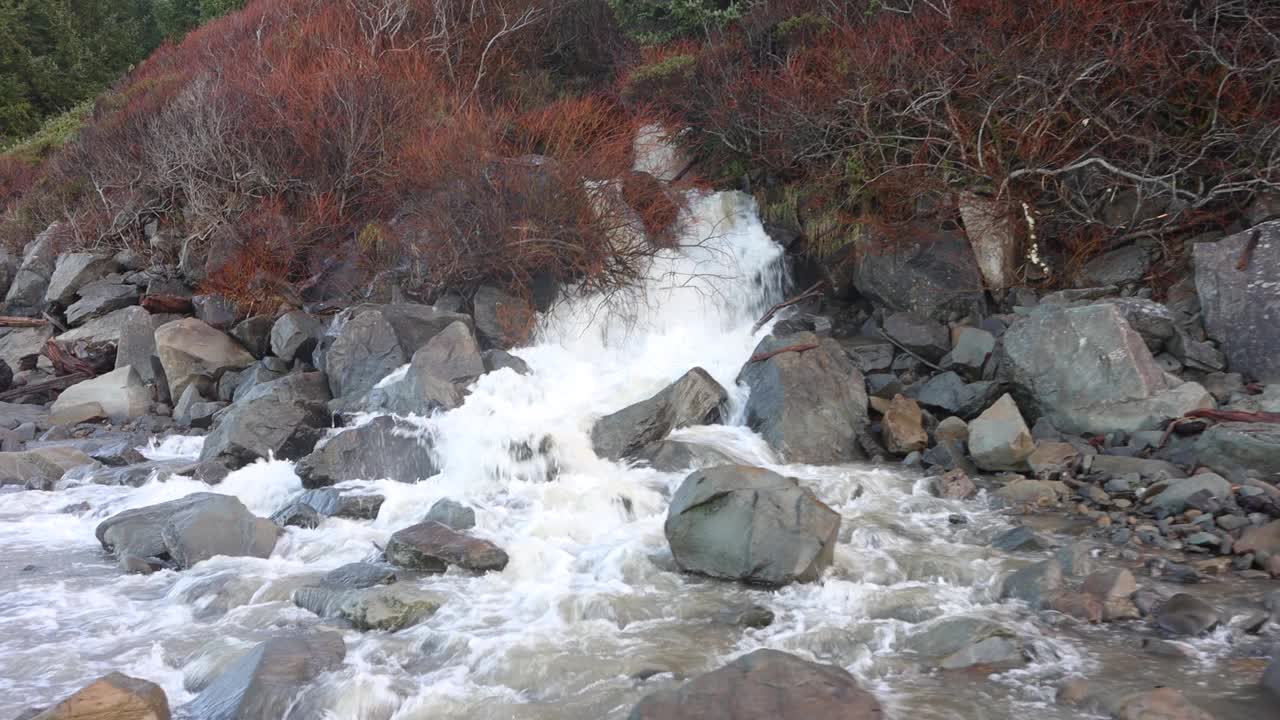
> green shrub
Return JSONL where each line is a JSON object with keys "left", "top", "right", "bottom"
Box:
{"left": 608, "top": 0, "right": 741, "bottom": 44}
{"left": 2, "top": 99, "right": 93, "bottom": 162}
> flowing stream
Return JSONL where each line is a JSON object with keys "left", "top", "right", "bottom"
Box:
{"left": 0, "top": 192, "right": 1272, "bottom": 719}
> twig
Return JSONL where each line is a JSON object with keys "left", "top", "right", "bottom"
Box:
{"left": 876, "top": 328, "right": 944, "bottom": 371}
{"left": 751, "top": 281, "right": 826, "bottom": 333}
{"left": 749, "top": 342, "right": 818, "bottom": 363}
{"left": 1237, "top": 227, "right": 1261, "bottom": 271}
{"left": 0, "top": 316, "right": 48, "bottom": 328}
{"left": 0, "top": 372, "right": 89, "bottom": 402}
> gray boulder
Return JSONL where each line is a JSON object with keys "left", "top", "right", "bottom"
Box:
{"left": 1078, "top": 243, "right": 1154, "bottom": 287}
{"left": 181, "top": 632, "right": 345, "bottom": 720}
{"left": 294, "top": 488, "right": 384, "bottom": 520}
{"left": 481, "top": 348, "right": 529, "bottom": 375}
{"left": 1000, "top": 559, "right": 1063, "bottom": 608}
{"left": 113, "top": 307, "right": 161, "bottom": 383}
{"left": 361, "top": 320, "right": 483, "bottom": 415}
{"left": 472, "top": 285, "right": 534, "bottom": 350}
{"left": 3, "top": 224, "right": 57, "bottom": 313}
{"left": 385, "top": 520, "right": 509, "bottom": 572}
{"left": 838, "top": 336, "right": 895, "bottom": 373}
{"left": 322, "top": 562, "right": 396, "bottom": 588}
{"left": 321, "top": 304, "right": 471, "bottom": 401}
{"left": 0, "top": 325, "right": 53, "bottom": 374}
{"left": 883, "top": 312, "right": 950, "bottom": 362}
{"left": 229, "top": 315, "right": 275, "bottom": 358}
{"left": 941, "top": 327, "right": 995, "bottom": 378}
{"left": 737, "top": 332, "right": 868, "bottom": 464}
{"left": 65, "top": 282, "right": 140, "bottom": 325}
{"left": 294, "top": 416, "right": 437, "bottom": 488}
{"left": 271, "top": 501, "right": 321, "bottom": 529}
{"left": 1195, "top": 221, "right": 1280, "bottom": 382}
{"left": 628, "top": 649, "right": 882, "bottom": 720}
{"left": 0, "top": 446, "right": 95, "bottom": 489}
{"left": 1194, "top": 423, "right": 1280, "bottom": 477}
{"left": 96, "top": 492, "right": 278, "bottom": 568}
{"left": 424, "top": 498, "right": 475, "bottom": 530}
{"left": 49, "top": 366, "right": 151, "bottom": 425}
{"left": 155, "top": 317, "right": 255, "bottom": 402}
{"left": 967, "top": 394, "right": 1034, "bottom": 471}
{"left": 230, "top": 361, "right": 287, "bottom": 403}
{"left": 906, "top": 617, "right": 1026, "bottom": 670}
{"left": 851, "top": 225, "right": 987, "bottom": 321}
{"left": 1153, "top": 593, "right": 1220, "bottom": 636}
{"left": 270, "top": 310, "right": 324, "bottom": 363}
{"left": 1001, "top": 303, "right": 1212, "bottom": 433}
{"left": 632, "top": 439, "right": 734, "bottom": 472}
{"left": 592, "top": 367, "right": 726, "bottom": 461}
{"left": 45, "top": 251, "right": 115, "bottom": 305}
{"left": 906, "top": 372, "right": 1002, "bottom": 419}
{"left": 199, "top": 372, "right": 331, "bottom": 468}
{"left": 1143, "top": 473, "right": 1232, "bottom": 513}
{"left": 664, "top": 465, "right": 839, "bottom": 586}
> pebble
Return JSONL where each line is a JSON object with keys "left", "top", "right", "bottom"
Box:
{"left": 1217, "top": 515, "right": 1250, "bottom": 531}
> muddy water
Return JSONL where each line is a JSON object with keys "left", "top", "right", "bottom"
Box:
{"left": 0, "top": 192, "right": 1274, "bottom": 719}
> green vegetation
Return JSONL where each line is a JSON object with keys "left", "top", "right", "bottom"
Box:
{"left": 608, "top": 0, "right": 741, "bottom": 44}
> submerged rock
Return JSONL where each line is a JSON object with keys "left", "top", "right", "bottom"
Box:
{"left": 737, "top": 332, "right": 868, "bottom": 464}
{"left": 293, "top": 581, "right": 441, "bottom": 632}
{"left": 385, "top": 521, "right": 508, "bottom": 573}
{"left": 628, "top": 649, "right": 882, "bottom": 720}
{"left": 96, "top": 493, "right": 278, "bottom": 569}
{"left": 181, "top": 632, "right": 345, "bottom": 720}
{"left": 632, "top": 440, "right": 734, "bottom": 472}
{"left": 1111, "top": 687, "right": 1215, "bottom": 720}
{"left": 424, "top": 498, "right": 475, "bottom": 530}
{"left": 664, "top": 465, "right": 840, "bottom": 586}
{"left": 294, "top": 416, "right": 437, "bottom": 487}
{"left": 906, "top": 616, "right": 1027, "bottom": 670}
{"left": 1153, "top": 593, "right": 1220, "bottom": 636}
{"left": 30, "top": 671, "right": 169, "bottom": 720}
{"left": 591, "top": 367, "right": 726, "bottom": 461}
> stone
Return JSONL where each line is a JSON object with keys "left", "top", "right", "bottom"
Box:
{"left": 991, "top": 526, "right": 1051, "bottom": 552}
{"left": 3, "top": 225, "right": 57, "bottom": 313}
{"left": 1195, "top": 221, "right": 1280, "bottom": 382}
{"left": 1264, "top": 655, "right": 1280, "bottom": 700}
{"left": 935, "top": 416, "right": 969, "bottom": 444}
{"left": 424, "top": 498, "right": 475, "bottom": 530}
{"left": 154, "top": 318, "right": 255, "bottom": 402}
{"left": 1049, "top": 592, "right": 1104, "bottom": 623}
{"left": 45, "top": 252, "right": 115, "bottom": 305}
{"left": 228, "top": 315, "right": 275, "bottom": 358}
{"left": 294, "top": 488, "right": 384, "bottom": 520}
{"left": 271, "top": 501, "right": 321, "bottom": 529}
{"left": 65, "top": 282, "right": 140, "bottom": 326}
{"left": 30, "top": 671, "right": 169, "bottom": 720}
{"left": 1235, "top": 520, "right": 1280, "bottom": 557}
{"left": 959, "top": 192, "right": 1019, "bottom": 290}
{"left": 1153, "top": 593, "right": 1220, "bottom": 636}
{"left": 628, "top": 649, "right": 882, "bottom": 720}
{"left": 632, "top": 440, "right": 735, "bottom": 472}
{"left": 851, "top": 224, "right": 987, "bottom": 321}
{"left": 230, "top": 361, "right": 286, "bottom": 403}
{"left": 968, "top": 394, "right": 1034, "bottom": 471}
{"left": 320, "top": 304, "right": 471, "bottom": 400}
{"left": 385, "top": 521, "right": 508, "bottom": 572}
{"left": 1143, "top": 473, "right": 1232, "bottom": 513}
{"left": 1081, "top": 568, "right": 1137, "bottom": 602}
{"left": 1088, "top": 455, "right": 1186, "bottom": 480}
{"left": 838, "top": 336, "right": 895, "bottom": 373}
{"left": 907, "top": 372, "right": 1002, "bottom": 419}
{"left": 49, "top": 366, "right": 151, "bottom": 425}
{"left": 1079, "top": 243, "right": 1154, "bottom": 287}
{"left": 360, "top": 320, "right": 486, "bottom": 415}
{"left": 883, "top": 311, "right": 950, "bottom": 362}
{"left": 113, "top": 307, "right": 161, "bottom": 383}
{"left": 1001, "top": 303, "right": 1214, "bottom": 433}
{"left": 880, "top": 394, "right": 927, "bottom": 455}
{"left": 481, "top": 348, "right": 529, "bottom": 375}
{"left": 322, "top": 562, "right": 396, "bottom": 589}
{"left": 932, "top": 469, "right": 976, "bottom": 500}
{"left": 864, "top": 372, "right": 902, "bottom": 399}
{"left": 1195, "top": 422, "right": 1280, "bottom": 477}
{"left": 1000, "top": 559, "right": 1063, "bottom": 608}
{"left": 664, "top": 465, "right": 839, "bottom": 586}
{"left": 737, "top": 333, "right": 868, "bottom": 464}
{"left": 294, "top": 416, "right": 437, "bottom": 488}
{"left": 472, "top": 285, "right": 534, "bottom": 350}
{"left": 1111, "top": 688, "right": 1215, "bottom": 720}
{"left": 332, "top": 584, "right": 442, "bottom": 631}
{"left": 96, "top": 492, "right": 278, "bottom": 569}
{"left": 0, "top": 446, "right": 96, "bottom": 489}
{"left": 190, "top": 295, "right": 238, "bottom": 330}
{"left": 1028, "top": 441, "right": 1079, "bottom": 477}
{"left": 198, "top": 372, "right": 331, "bottom": 468}
{"left": 941, "top": 327, "right": 996, "bottom": 379}
{"left": 181, "top": 632, "right": 345, "bottom": 720}
{"left": 270, "top": 310, "right": 324, "bottom": 363}
{"left": 632, "top": 124, "right": 692, "bottom": 182}
{"left": 905, "top": 617, "right": 1026, "bottom": 670}
{"left": 993, "top": 478, "right": 1067, "bottom": 509}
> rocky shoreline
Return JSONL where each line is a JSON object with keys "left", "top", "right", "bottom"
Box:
{"left": 1, "top": 209, "right": 1279, "bottom": 718}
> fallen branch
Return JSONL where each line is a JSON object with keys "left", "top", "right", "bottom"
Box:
{"left": 0, "top": 372, "right": 89, "bottom": 402}
{"left": 1158, "top": 407, "right": 1280, "bottom": 447}
{"left": 0, "top": 316, "right": 48, "bottom": 328}
{"left": 752, "top": 281, "right": 827, "bottom": 333}
{"left": 749, "top": 342, "right": 818, "bottom": 363}
{"left": 876, "top": 328, "right": 943, "bottom": 371}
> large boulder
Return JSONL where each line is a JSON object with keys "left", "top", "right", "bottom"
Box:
{"left": 850, "top": 223, "right": 987, "bottom": 321}
{"left": 0, "top": 325, "right": 53, "bottom": 373}
{"left": 0, "top": 446, "right": 95, "bottom": 490}
{"left": 628, "top": 649, "right": 882, "bottom": 720}
{"left": 30, "top": 671, "right": 169, "bottom": 720}
{"left": 472, "top": 285, "right": 535, "bottom": 350}
{"left": 967, "top": 394, "right": 1034, "bottom": 471}
{"left": 295, "top": 416, "right": 437, "bottom": 488}
{"left": 181, "top": 632, "right": 345, "bottom": 720}
{"left": 199, "top": 372, "right": 331, "bottom": 468}
{"left": 270, "top": 311, "right": 324, "bottom": 364}
{"left": 1194, "top": 423, "right": 1280, "bottom": 477}
{"left": 360, "top": 320, "right": 482, "bottom": 415}
{"left": 49, "top": 366, "right": 151, "bottom": 425}
{"left": 665, "top": 465, "right": 839, "bottom": 586}
{"left": 320, "top": 304, "right": 471, "bottom": 401}
{"left": 882, "top": 312, "right": 950, "bottom": 363}
{"left": 154, "top": 318, "right": 255, "bottom": 402}
{"left": 45, "top": 252, "right": 115, "bottom": 305}
{"left": 385, "top": 521, "right": 509, "bottom": 572}
{"left": 592, "top": 367, "right": 726, "bottom": 461}
{"left": 65, "top": 282, "right": 140, "bottom": 326}
{"left": 1001, "top": 303, "right": 1213, "bottom": 433}
{"left": 737, "top": 332, "right": 868, "bottom": 464}
{"left": 3, "top": 225, "right": 57, "bottom": 314}
{"left": 906, "top": 371, "right": 1001, "bottom": 419}
{"left": 95, "top": 493, "right": 278, "bottom": 569}
{"left": 1153, "top": 593, "right": 1220, "bottom": 636}
{"left": 1195, "top": 220, "right": 1280, "bottom": 382}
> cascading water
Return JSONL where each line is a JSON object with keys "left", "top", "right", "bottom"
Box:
{"left": 0, "top": 191, "right": 1268, "bottom": 719}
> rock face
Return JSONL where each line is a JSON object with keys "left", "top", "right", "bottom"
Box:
{"left": 31, "top": 671, "right": 170, "bottom": 720}
{"left": 1195, "top": 221, "right": 1280, "bottom": 382}
{"left": 199, "top": 372, "right": 331, "bottom": 468}
{"left": 1001, "top": 303, "right": 1213, "bottom": 433}
{"left": 852, "top": 224, "right": 987, "bottom": 321}
{"left": 49, "top": 366, "right": 151, "bottom": 425}
{"left": 592, "top": 367, "right": 726, "bottom": 460}
{"left": 154, "top": 318, "right": 255, "bottom": 402}
{"left": 1194, "top": 423, "right": 1280, "bottom": 477}
{"left": 181, "top": 632, "right": 345, "bottom": 720}
{"left": 96, "top": 493, "right": 278, "bottom": 569}
{"left": 294, "top": 416, "right": 437, "bottom": 487}
{"left": 664, "top": 465, "right": 840, "bottom": 586}
{"left": 628, "top": 649, "right": 882, "bottom": 720}
{"left": 967, "top": 394, "right": 1034, "bottom": 471}
{"left": 737, "top": 333, "right": 868, "bottom": 464}
{"left": 472, "top": 285, "right": 534, "bottom": 350}
{"left": 882, "top": 394, "right": 928, "bottom": 455}
{"left": 385, "top": 521, "right": 509, "bottom": 572}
